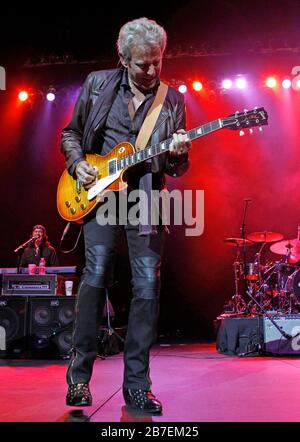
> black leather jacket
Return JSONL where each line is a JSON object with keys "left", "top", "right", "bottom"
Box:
{"left": 61, "top": 68, "right": 189, "bottom": 186}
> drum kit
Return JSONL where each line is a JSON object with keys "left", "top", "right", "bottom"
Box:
{"left": 225, "top": 229, "right": 300, "bottom": 314}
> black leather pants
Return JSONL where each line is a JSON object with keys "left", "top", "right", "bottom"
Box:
{"left": 67, "top": 216, "right": 165, "bottom": 390}
{"left": 123, "top": 255, "right": 161, "bottom": 390}
{"left": 66, "top": 244, "right": 115, "bottom": 385}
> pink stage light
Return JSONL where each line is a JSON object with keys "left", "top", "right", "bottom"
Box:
{"left": 46, "top": 92, "right": 56, "bottom": 101}
{"left": 178, "top": 84, "right": 187, "bottom": 94}
{"left": 222, "top": 79, "right": 232, "bottom": 90}
{"left": 282, "top": 79, "right": 291, "bottom": 89}
{"left": 235, "top": 77, "right": 247, "bottom": 89}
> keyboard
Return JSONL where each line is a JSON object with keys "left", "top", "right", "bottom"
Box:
{"left": 0, "top": 266, "right": 79, "bottom": 274}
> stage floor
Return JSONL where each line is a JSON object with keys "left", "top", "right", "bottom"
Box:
{"left": 1, "top": 342, "right": 300, "bottom": 422}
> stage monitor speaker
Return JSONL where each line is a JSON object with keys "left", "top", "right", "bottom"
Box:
{"left": 28, "top": 296, "right": 76, "bottom": 358}
{"left": 0, "top": 296, "right": 28, "bottom": 357}
{"left": 263, "top": 315, "right": 300, "bottom": 355}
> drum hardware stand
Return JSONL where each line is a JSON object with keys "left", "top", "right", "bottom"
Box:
{"left": 239, "top": 286, "right": 296, "bottom": 357}
{"left": 240, "top": 199, "right": 252, "bottom": 301}
{"left": 254, "top": 242, "right": 267, "bottom": 306}
{"left": 245, "top": 249, "right": 294, "bottom": 314}
{"left": 242, "top": 253, "right": 299, "bottom": 355}
{"left": 239, "top": 259, "right": 295, "bottom": 356}
{"left": 231, "top": 248, "right": 247, "bottom": 313}
{"left": 281, "top": 265, "right": 298, "bottom": 314}
{"left": 245, "top": 287, "right": 294, "bottom": 335}
{"left": 274, "top": 248, "right": 296, "bottom": 313}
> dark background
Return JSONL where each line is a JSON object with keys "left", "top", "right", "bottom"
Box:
{"left": 1, "top": 0, "right": 300, "bottom": 339}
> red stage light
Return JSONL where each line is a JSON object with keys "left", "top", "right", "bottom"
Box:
{"left": 192, "top": 81, "right": 203, "bottom": 92}
{"left": 265, "top": 77, "right": 277, "bottom": 88}
{"left": 18, "top": 91, "right": 29, "bottom": 102}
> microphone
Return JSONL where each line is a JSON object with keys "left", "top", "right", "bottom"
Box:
{"left": 14, "top": 235, "right": 39, "bottom": 253}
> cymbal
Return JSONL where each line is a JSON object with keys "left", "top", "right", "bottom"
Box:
{"left": 224, "top": 238, "right": 254, "bottom": 247}
{"left": 270, "top": 239, "right": 300, "bottom": 262}
{"left": 247, "top": 231, "right": 284, "bottom": 243}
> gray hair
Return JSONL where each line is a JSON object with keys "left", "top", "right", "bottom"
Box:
{"left": 117, "top": 17, "right": 167, "bottom": 63}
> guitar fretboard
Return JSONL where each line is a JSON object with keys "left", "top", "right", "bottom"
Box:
{"left": 117, "top": 118, "right": 222, "bottom": 170}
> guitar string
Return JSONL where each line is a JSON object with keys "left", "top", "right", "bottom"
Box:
{"left": 75, "top": 112, "right": 265, "bottom": 188}
{"left": 84, "top": 123, "right": 213, "bottom": 176}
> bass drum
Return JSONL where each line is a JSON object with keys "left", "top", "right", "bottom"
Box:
{"left": 287, "top": 269, "right": 300, "bottom": 303}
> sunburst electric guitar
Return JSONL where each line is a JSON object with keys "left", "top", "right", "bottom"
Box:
{"left": 57, "top": 107, "right": 268, "bottom": 222}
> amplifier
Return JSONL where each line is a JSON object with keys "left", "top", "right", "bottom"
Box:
{"left": 263, "top": 315, "right": 300, "bottom": 355}
{"left": 2, "top": 274, "right": 58, "bottom": 295}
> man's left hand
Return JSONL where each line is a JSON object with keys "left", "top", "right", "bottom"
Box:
{"left": 169, "top": 129, "right": 192, "bottom": 156}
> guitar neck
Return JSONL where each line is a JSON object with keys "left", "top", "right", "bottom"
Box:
{"left": 117, "top": 118, "right": 223, "bottom": 170}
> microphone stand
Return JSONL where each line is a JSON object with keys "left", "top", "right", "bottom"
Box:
{"left": 240, "top": 199, "right": 251, "bottom": 303}
{"left": 14, "top": 237, "right": 37, "bottom": 274}
{"left": 14, "top": 237, "right": 37, "bottom": 254}
{"left": 255, "top": 241, "right": 267, "bottom": 306}
{"left": 16, "top": 250, "right": 24, "bottom": 274}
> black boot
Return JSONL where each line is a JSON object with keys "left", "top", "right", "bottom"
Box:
{"left": 123, "top": 388, "right": 162, "bottom": 414}
{"left": 66, "top": 383, "right": 92, "bottom": 407}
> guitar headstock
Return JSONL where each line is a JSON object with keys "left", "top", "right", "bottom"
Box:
{"left": 222, "top": 107, "right": 268, "bottom": 131}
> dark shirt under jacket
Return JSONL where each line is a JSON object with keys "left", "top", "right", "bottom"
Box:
{"left": 97, "top": 71, "right": 162, "bottom": 190}
{"left": 98, "top": 70, "right": 155, "bottom": 153}
{"left": 19, "top": 244, "right": 59, "bottom": 267}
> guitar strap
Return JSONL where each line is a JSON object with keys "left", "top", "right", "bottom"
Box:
{"left": 135, "top": 81, "right": 168, "bottom": 151}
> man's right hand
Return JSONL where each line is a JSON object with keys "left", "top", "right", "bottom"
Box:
{"left": 75, "top": 161, "right": 98, "bottom": 188}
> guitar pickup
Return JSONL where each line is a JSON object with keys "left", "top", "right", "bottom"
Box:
{"left": 108, "top": 159, "right": 117, "bottom": 175}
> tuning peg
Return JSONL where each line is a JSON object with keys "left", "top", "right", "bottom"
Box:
{"left": 259, "top": 127, "right": 263, "bottom": 132}
{"left": 244, "top": 108, "right": 248, "bottom": 113}
{"left": 239, "top": 130, "right": 245, "bottom": 136}
{"left": 235, "top": 110, "right": 239, "bottom": 115}
{"left": 249, "top": 128, "right": 253, "bottom": 134}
